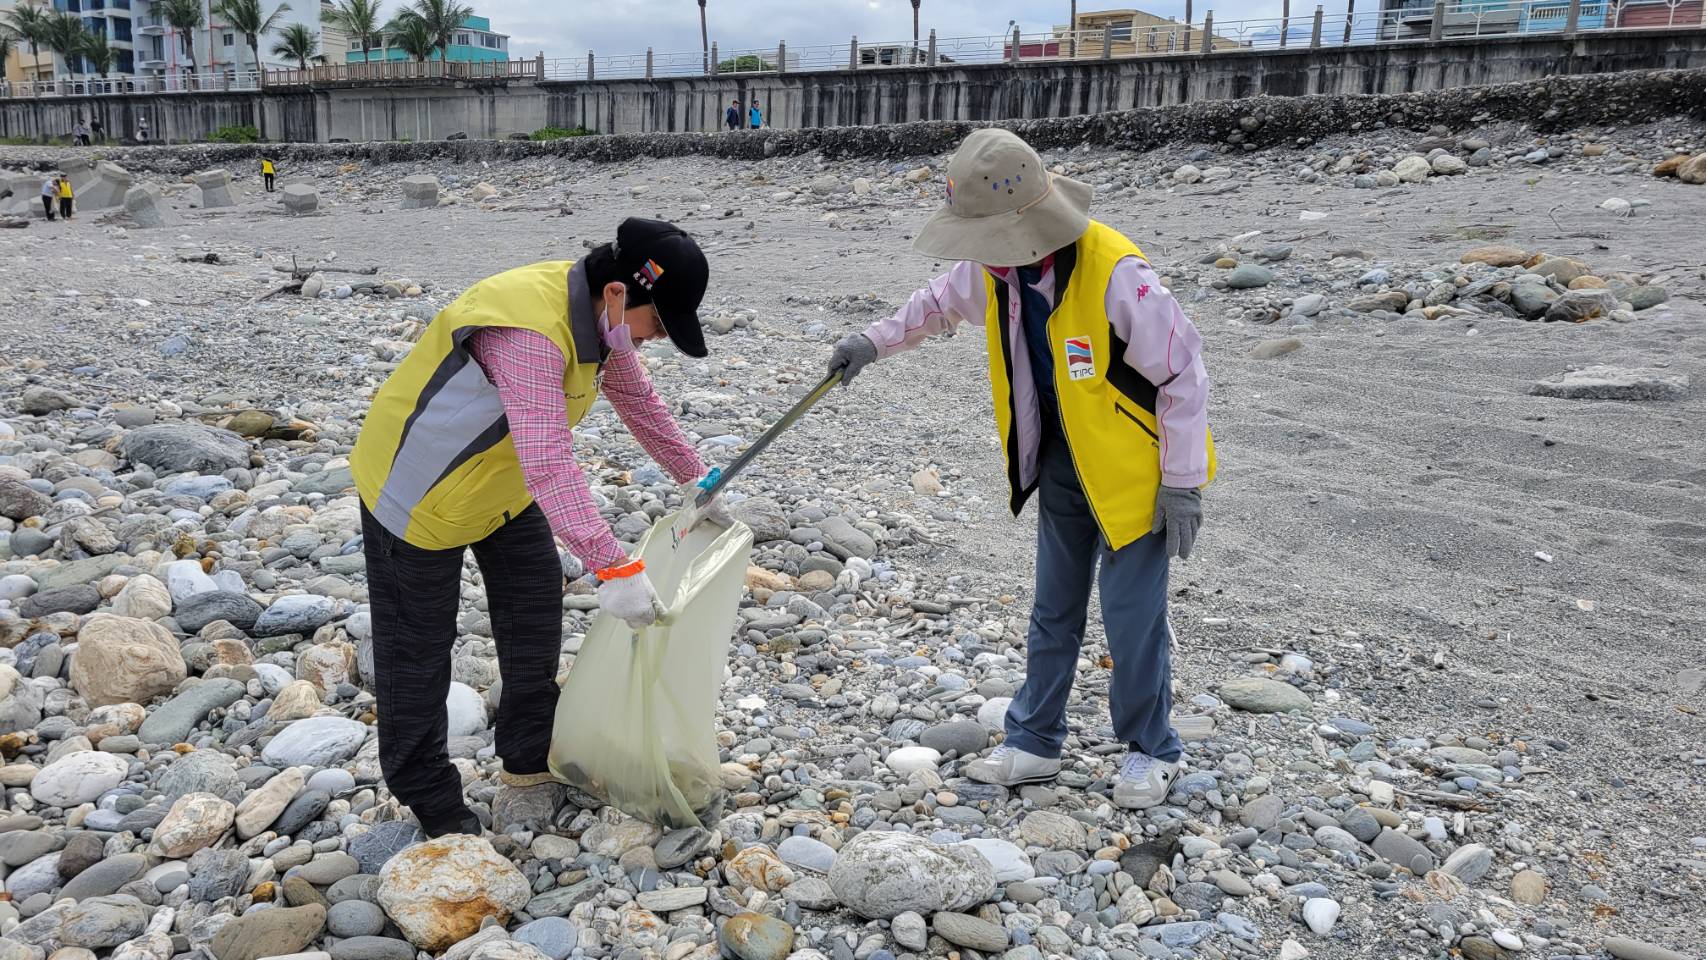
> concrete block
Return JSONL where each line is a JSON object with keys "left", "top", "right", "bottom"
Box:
{"left": 74, "top": 161, "right": 133, "bottom": 210}
{"left": 400, "top": 174, "right": 440, "bottom": 209}
{"left": 281, "top": 183, "right": 319, "bottom": 216}
{"left": 123, "top": 184, "right": 171, "bottom": 229}
{"left": 194, "top": 168, "right": 238, "bottom": 208}
{"left": 0, "top": 173, "right": 43, "bottom": 217}
{"left": 1531, "top": 366, "right": 1689, "bottom": 402}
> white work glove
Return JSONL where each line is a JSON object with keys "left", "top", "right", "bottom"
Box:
{"left": 596, "top": 564, "right": 662, "bottom": 629}
{"left": 680, "top": 470, "right": 733, "bottom": 530}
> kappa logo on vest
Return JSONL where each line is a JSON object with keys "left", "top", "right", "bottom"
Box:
{"left": 1063, "top": 337, "right": 1095, "bottom": 381}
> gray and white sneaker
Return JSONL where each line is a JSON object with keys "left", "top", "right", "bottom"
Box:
{"left": 963, "top": 744, "right": 1063, "bottom": 786}
{"left": 1112, "top": 751, "right": 1180, "bottom": 810}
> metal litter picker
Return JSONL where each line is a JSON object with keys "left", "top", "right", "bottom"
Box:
{"left": 547, "top": 372, "right": 842, "bottom": 828}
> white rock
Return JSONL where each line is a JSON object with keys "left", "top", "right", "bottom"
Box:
{"left": 957, "top": 838, "right": 1033, "bottom": 882}
{"left": 1599, "top": 197, "right": 1631, "bottom": 216}
{"left": 30, "top": 750, "right": 130, "bottom": 807}
{"left": 162, "top": 559, "right": 218, "bottom": 603}
{"left": 1394, "top": 156, "right": 1433, "bottom": 183}
{"left": 1492, "top": 930, "right": 1523, "bottom": 950}
{"left": 827, "top": 831, "right": 996, "bottom": 919}
{"left": 1302, "top": 897, "right": 1340, "bottom": 935}
{"left": 445, "top": 681, "right": 487, "bottom": 737}
{"left": 885, "top": 746, "right": 941, "bottom": 776}
{"left": 975, "top": 697, "right": 1011, "bottom": 731}
{"left": 1279, "top": 941, "right": 1309, "bottom": 960}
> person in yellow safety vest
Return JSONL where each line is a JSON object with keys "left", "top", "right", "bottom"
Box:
{"left": 56, "top": 176, "right": 73, "bottom": 220}
{"left": 261, "top": 157, "right": 275, "bottom": 192}
{"left": 348, "top": 218, "right": 732, "bottom": 838}
{"left": 827, "top": 129, "right": 1217, "bottom": 810}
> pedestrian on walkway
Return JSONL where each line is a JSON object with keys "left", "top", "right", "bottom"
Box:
{"left": 137, "top": 117, "right": 150, "bottom": 143}
{"left": 749, "top": 99, "right": 763, "bottom": 129}
{"left": 827, "top": 129, "right": 1217, "bottom": 810}
{"left": 349, "top": 217, "right": 732, "bottom": 838}
{"left": 40, "top": 177, "right": 57, "bottom": 220}
{"left": 261, "top": 156, "right": 276, "bottom": 192}
{"left": 91, "top": 116, "right": 104, "bottom": 143}
{"left": 56, "top": 175, "right": 73, "bottom": 220}
{"left": 72, "top": 119, "right": 91, "bottom": 146}
{"left": 725, "top": 98, "right": 741, "bottom": 131}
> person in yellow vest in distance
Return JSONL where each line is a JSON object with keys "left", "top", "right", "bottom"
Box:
{"left": 56, "top": 175, "right": 74, "bottom": 220}
{"left": 261, "top": 156, "right": 276, "bottom": 192}
{"left": 827, "top": 129, "right": 1216, "bottom": 811}
{"left": 348, "top": 218, "right": 732, "bottom": 838}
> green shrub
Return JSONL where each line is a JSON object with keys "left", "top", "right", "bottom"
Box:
{"left": 208, "top": 125, "right": 260, "bottom": 143}
{"left": 529, "top": 126, "right": 594, "bottom": 141}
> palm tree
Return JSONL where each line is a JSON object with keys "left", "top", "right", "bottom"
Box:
{"left": 271, "top": 21, "right": 318, "bottom": 69}
{"left": 159, "top": 0, "right": 205, "bottom": 76}
{"left": 698, "top": 0, "right": 708, "bottom": 74}
{"left": 407, "top": 0, "right": 474, "bottom": 62}
{"left": 386, "top": 14, "right": 434, "bottom": 62}
{"left": 80, "top": 33, "right": 117, "bottom": 77}
{"left": 213, "top": 0, "right": 291, "bottom": 74}
{"left": 1, "top": 1, "right": 49, "bottom": 82}
{"left": 42, "top": 12, "right": 90, "bottom": 79}
{"left": 322, "top": 0, "right": 382, "bottom": 63}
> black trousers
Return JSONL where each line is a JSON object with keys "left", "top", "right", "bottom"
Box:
{"left": 42, "top": 198, "right": 54, "bottom": 220}
{"left": 264, "top": 174, "right": 274, "bottom": 191}
{"left": 58, "top": 198, "right": 71, "bottom": 219}
{"left": 360, "top": 502, "right": 564, "bottom": 821}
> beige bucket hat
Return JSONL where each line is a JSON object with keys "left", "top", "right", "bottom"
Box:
{"left": 912, "top": 128, "right": 1094, "bottom": 267}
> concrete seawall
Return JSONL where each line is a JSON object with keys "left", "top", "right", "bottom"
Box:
{"left": 1, "top": 29, "right": 1704, "bottom": 145}
{"left": 4, "top": 68, "right": 1701, "bottom": 176}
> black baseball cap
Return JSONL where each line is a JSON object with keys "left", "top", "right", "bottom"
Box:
{"left": 613, "top": 217, "right": 709, "bottom": 358}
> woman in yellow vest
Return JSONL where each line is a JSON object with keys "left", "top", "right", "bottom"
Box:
{"left": 56, "top": 175, "right": 73, "bottom": 220}
{"left": 828, "top": 129, "right": 1216, "bottom": 810}
{"left": 261, "top": 156, "right": 275, "bottom": 192}
{"left": 349, "top": 218, "right": 729, "bottom": 837}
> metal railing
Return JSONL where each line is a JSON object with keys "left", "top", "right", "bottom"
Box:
{"left": 0, "top": 1, "right": 1700, "bottom": 98}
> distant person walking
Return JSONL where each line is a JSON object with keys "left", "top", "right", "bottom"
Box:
{"left": 72, "top": 120, "right": 91, "bottom": 147}
{"left": 90, "top": 117, "right": 104, "bottom": 143}
{"left": 749, "top": 100, "right": 762, "bottom": 129}
{"left": 56, "top": 176, "right": 73, "bottom": 220}
{"left": 137, "top": 117, "right": 150, "bottom": 143}
{"left": 725, "top": 99, "right": 741, "bottom": 131}
{"left": 262, "top": 156, "right": 276, "bottom": 192}
{"left": 40, "top": 177, "right": 57, "bottom": 220}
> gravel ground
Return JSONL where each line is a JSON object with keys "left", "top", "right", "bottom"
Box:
{"left": 0, "top": 114, "right": 1703, "bottom": 960}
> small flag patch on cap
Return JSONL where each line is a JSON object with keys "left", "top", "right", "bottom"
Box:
{"left": 635, "top": 258, "right": 665, "bottom": 289}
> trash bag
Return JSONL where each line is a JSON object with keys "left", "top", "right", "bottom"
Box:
{"left": 549, "top": 509, "right": 754, "bottom": 829}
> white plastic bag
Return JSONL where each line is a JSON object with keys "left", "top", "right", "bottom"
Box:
{"left": 549, "top": 510, "right": 753, "bottom": 828}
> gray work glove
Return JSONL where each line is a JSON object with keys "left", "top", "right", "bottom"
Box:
{"left": 1152, "top": 485, "right": 1203, "bottom": 560}
{"left": 828, "top": 333, "right": 879, "bottom": 387}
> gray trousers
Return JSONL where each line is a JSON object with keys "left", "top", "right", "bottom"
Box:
{"left": 1002, "top": 434, "right": 1182, "bottom": 762}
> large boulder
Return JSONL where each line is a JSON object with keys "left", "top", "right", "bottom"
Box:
{"left": 117, "top": 422, "right": 249, "bottom": 474}
{"left": 70, "top": 616, "right": 187, "bottom": 708}
{"left": 376, "top": 834, "right": 531, "bottom": 950}
{"left": 827, "top": 831, "right": 996, "bottom": 919}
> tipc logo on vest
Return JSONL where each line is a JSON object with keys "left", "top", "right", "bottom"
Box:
{"left": 1063, "top": 337, "right": 1095, "bottom": 381}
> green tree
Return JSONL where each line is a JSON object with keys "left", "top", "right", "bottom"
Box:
{"left": 159, "top": 0, "right": 205, "bottom": 74}
{"left": 322, "top": 0, "right": 382, "bottom": 63}
{"left": 42, "top": 11, "right": 90, "bottom": 78}
{"left": 385, "top": 14, "right": 434, "bottom": 62}
{"left": 717, "top": 53, "right": 771, "bottom": 73}
{"left": 80, "top": 33, "right": 117, "bottom": 77}
{"left": 212, "top": 0, "right": 291, "bottom": 74}
{"left": 405, "top": 0, "right": 474, "bottom": 61}
{"left": 270, "top": 21, "right": 318, "bottom": 69}
{"left": 1, "top": 1, "right": 49, "bottom": 81}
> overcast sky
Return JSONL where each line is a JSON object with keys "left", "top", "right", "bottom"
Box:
{"left": 478, "top": 0, "right": 1281, "bottom": 61}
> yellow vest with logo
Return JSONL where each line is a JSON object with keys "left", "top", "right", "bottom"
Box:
{"left": 982, "top": 220, "right": 1217, "bottom": 551}
{"left": 351, "top": 260, "right": 604, "bottom": 549}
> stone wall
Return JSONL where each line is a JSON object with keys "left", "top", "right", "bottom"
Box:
{"left": 1, "top": 29, "right": 1703, "bottom": 145}
{"left": 7, "top": 68, "right": 1699, "bottom": 177}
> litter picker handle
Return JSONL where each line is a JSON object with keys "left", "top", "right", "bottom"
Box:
{"left": 695, "top": 370, "right": 842, "bottom": 507}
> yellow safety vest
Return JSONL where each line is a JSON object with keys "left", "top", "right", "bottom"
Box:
{"left": 261, "top": 160, "right": 275, "bottom": 174}
{"left": 982, "top": 220, "right": 1217, "bottom": 550}
{"left": 351, "top": 260, "right": 605, "bottom": 549}
{"left": 58, "top": 180, "right": 72, "bottom": 198}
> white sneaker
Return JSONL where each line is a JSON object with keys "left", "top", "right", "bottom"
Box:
{"left": 963, "top": 744, "right": 1062, "bottom": 786}
{"left": 1112, "top": 751, "right": 1180, "bottom": 810}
